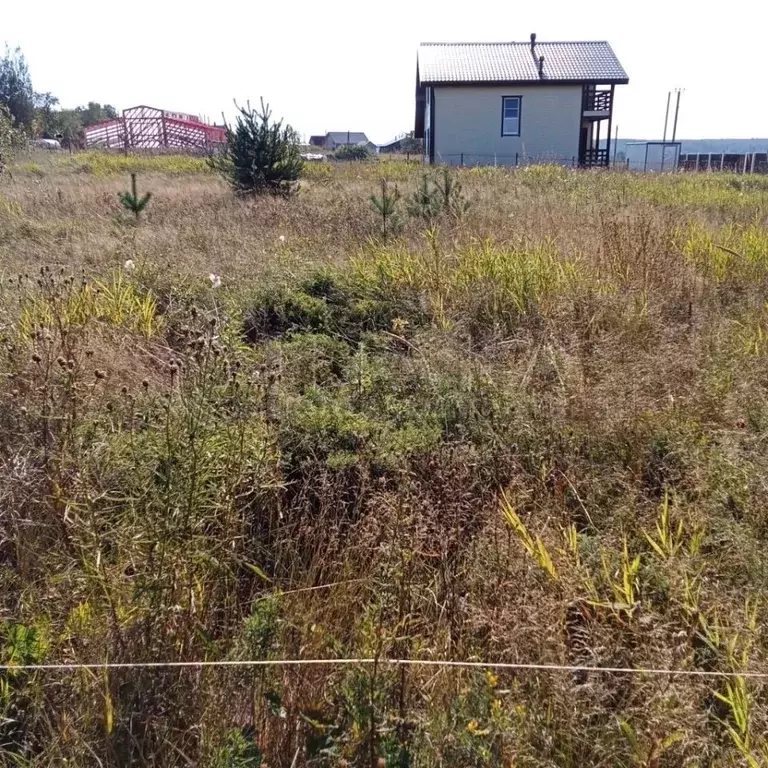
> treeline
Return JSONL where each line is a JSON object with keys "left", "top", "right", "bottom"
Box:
{"left": 0, "top": 45, "right": 117, "bottom": 147}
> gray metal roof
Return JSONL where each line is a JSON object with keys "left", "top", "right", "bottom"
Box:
{"left": 418, "top": 41, "right": 628, "bottom": 84}
{"left": 326, "top": 131, "right": 370, "bottom": 145}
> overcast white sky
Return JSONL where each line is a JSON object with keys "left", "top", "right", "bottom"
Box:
{"left": 4, "top": 0, "right": 767, "bottom": 144}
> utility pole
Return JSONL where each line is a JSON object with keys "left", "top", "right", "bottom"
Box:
{"left": 662, "top": 91, "right": 671, "bottom": 142}
{"left": 671, "top": 88, "right": 682, "bottom": 142}
{"left": 661, "top": 91, "right": 671, "bottom": 171}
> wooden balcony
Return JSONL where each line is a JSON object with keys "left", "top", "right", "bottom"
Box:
{"left": 583, "top": 89, "right": 612, "bottom": 115}
{"left": 581, "top": 148, "right": 609, "bottom": 168}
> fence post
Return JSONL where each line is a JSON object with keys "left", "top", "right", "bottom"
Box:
{"left": 460, "top": 153, "right": 464, "bottom": 167}
{"left": 750, "top": 153, "right": 756, "bottom": 174}
{"left": 743, "top": 154, "right": 748, "bottom": 174}
{"left": 515, "top": 152, "right": 519, "bottom": 167}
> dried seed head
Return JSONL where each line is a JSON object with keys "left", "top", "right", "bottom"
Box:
{"left": 142, "top": 379, "right": 149, "bottom": 389}
{"left": 85, "top": 349, "right": 94, "bottom": 358}
{"left": 57, "top": 356, "right": 67, "bottom": 367}
{"left": 67, "top": 359, "right": 74, "bottom": 370}
{"left": 209, "top": 317, "right": 217, "bottom": 327}
{"left": 121, "top": 386, "right": 128, "bottom": 395}
{"left": 94, "top": 370, "right": 106, "bottom": 380}
{"left": 190, "top": 306, "right": 198, "bottom": 318}
{"left": 11, "top": 389, "right": 19, "bottom": 397}
{"left": 20, "top": 406, "right": 27, "bottom": 415}
{"left": 105, "top": 401, "right": 113, "bottom": 412}
{"left": 31, "top": 353, "right": 42, "bottom": 364}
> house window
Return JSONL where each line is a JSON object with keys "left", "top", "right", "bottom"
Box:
{"left": 501, "top": 96, "right": 521, "bottom": 137}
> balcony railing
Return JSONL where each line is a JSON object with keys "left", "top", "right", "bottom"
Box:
{"left": 584, "top": 89, "right": 612, "bottom": 113}
{"left": 582, "top": 148, "right": 609, "bottom": 167}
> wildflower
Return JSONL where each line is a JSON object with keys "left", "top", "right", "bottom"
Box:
{"left": 209, "top": 273, "right": 222, "bottom": 289}
{"left": 278, "top": 235, "right": 286, "bottom": 243}
{"left": 124, "top": 259, "right": 135, "bottom": 273}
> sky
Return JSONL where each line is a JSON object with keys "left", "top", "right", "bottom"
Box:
{"left": 3, "top": 0, "right": 768, "bottom": 145}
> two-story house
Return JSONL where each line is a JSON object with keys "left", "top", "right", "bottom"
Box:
{"left": 414, "top": 35, "right": 628, "bottom": 167}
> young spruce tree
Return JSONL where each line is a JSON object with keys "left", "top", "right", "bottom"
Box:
{"left": 211, "top": 99, "right": 303, "bottom": 196}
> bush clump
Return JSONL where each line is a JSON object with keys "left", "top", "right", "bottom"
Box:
{"left": 333, "top": 144, "right": 371, "bottom": 161}
{"left": 241, "top": 268, "right": 425, "bottom": 345}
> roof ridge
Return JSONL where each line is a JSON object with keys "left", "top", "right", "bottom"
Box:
{"left": 418, "top": 40, "right": 610, "bottom": 46}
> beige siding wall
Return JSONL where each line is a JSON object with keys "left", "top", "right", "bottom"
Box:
{"left": 433, "top": 84, "right": 582, "bottom": 165}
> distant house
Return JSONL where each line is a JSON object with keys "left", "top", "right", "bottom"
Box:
{"left": 309, "top": 132, "right": 377, "bottom": 151}
{"left": 414, "top": 35, "right": 628, "bottom": 167}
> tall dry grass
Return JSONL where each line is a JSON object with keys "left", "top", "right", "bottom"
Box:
{"left": 1, "top": 153, "right": 768, "bottom": 766}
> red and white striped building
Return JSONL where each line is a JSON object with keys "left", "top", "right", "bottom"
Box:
{"left": 85, "top": 105, "right": 226, "bottom": 151}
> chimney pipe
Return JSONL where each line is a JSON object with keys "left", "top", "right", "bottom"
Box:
{"left": 530, "top": 33, "right": 537, "bottom": 50}
{"left": 538, "top": 55, "right": 545, "bottom": 76}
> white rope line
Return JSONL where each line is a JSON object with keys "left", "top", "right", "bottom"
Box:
{"left": 2, "top": 658, "right": 768, "bottom": 679}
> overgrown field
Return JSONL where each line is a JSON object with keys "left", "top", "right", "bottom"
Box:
{"left": 2, "top": 153, "right": 768, "bottom": 766}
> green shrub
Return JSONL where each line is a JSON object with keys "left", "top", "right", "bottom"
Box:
{"left": 334, "top": 144, "right": 371, "bottom": 161}
{"left": 240, "top": 268, "right": 426, "bottom": 345}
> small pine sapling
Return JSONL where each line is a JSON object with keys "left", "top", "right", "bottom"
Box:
{"left": 369, "top": 178, "right": 401, "bottom": 239}
{"left": 435, "top": 167, "right": 471, "bottom": 219}
{"left": 119, "top": 173, "right": 152, "bottom": 222}
{"left": 406, "top": 174, "right": 441, "bottom": 222}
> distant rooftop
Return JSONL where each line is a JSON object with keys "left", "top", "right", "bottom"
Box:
{"left": 326, "top": 131, "right": 370, "bottom": 144}
{"left": 417, "top": 40, "right": 628, "bottom": 84}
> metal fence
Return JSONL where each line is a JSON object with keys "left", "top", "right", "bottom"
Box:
{"left": 435, "top": 153, "right": 580, "bottom": 168}
{"left": 678, "top": 153, "right": 768, "bottom": 174}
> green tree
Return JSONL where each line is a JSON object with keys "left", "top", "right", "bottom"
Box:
{"left": 79, "top": 101, "right": 118, "bottom": 127}
{"left": 56, "top": 109, "right": 84, "bottom": 147}
{"left": 211, "top": 98, "right": 303, "bottom": 196}
{"left": 0, "top": 103, "right": 25, "bottom": 176}
{"left": 0, "top": 45, "right": 35, "bottom": 129}
{"left": 33, "top": 91, "right": 60, "bottom": 137}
